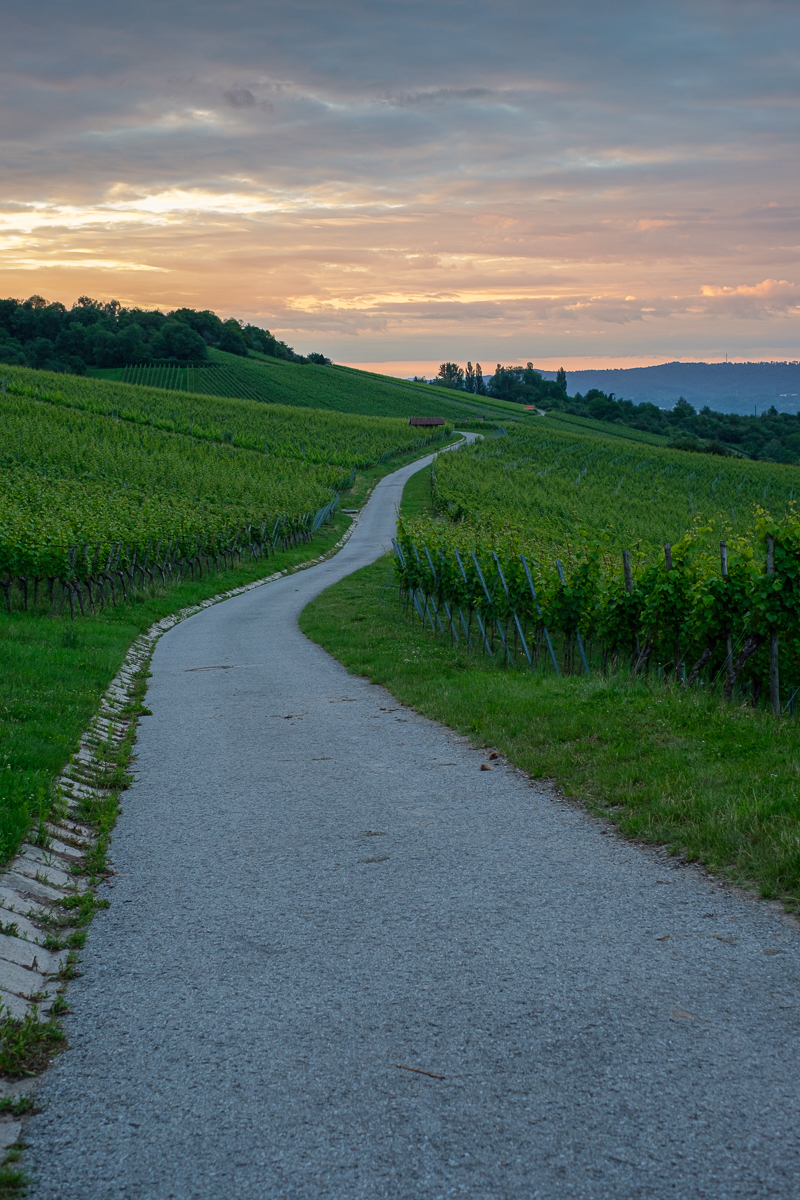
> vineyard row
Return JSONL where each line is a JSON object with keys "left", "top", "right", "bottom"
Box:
{"left": 392, "top": 507, "right": 800, "bottom": 716}
{"left": 2, "top": 493, "right": 343, "bottom": 620}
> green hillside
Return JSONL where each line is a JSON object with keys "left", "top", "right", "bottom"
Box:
{"left": 0, "top": 363, "right": 453, "bottom": 590}
{"left": 429, "top": 422, "right": 793, "bottom": 551}
{"left": 1, "top": 363, "right": 446, "bottom": 469}
{"left": 91, "top": 349, "right": 536, "bottom": 423}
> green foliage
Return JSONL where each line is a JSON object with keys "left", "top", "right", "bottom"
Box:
{"left": 0, "top": 368, "right": 452, "bottom": 581}
{"left": 560, "top": 386, "right": 800, "bottom": 464}
{"left": 0, "top": 293, "right": 309, "bottom": 374}
{"left": 488, "top": 362, "right": 566, "bottom": 406}
{"left": 394, "top": 427, "right": 800, "bottom": 702}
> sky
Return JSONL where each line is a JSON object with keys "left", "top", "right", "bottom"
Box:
{"left": 3, "top": 0, "right": 800, "bottom": 372}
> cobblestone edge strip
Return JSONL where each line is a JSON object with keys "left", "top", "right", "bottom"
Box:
{"left": 0, "top": 439, "right": 454, "bottom": 1137}
{"left": 0, "top": 513, "right": 364, "bottom": 1134}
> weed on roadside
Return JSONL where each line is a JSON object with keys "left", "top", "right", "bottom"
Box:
{"left": 0, "top": 1010, "right": 64, "bottom": 1079}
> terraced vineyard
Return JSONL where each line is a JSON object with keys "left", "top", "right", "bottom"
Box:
{"left": 0, "top": 363, "right": 449, "bottom": 468}
{"left": 429, "top": 424, "right": 795, "bottom": 550}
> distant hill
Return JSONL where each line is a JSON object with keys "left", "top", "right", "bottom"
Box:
{"left": 539, "top": 362, "right": 800, "bottom": 415}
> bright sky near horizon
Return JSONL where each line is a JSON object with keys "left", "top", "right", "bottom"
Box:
{"left": 3, "top": 1, "right": 800, "bottom": 371}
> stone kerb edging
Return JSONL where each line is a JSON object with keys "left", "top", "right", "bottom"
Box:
{"left": 0, "top": 514, "right": 364, "bottom": 1053}
{"left": 0, "top": 442, "right": 453, "bottom": 1044}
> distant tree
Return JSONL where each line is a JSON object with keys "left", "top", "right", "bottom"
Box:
{"left": 306, "top": 352, "right": 331, "bottom": 365}
{"left": 150, "top": 320, "right": 208, "bottom": 361}
{"left": 672, "top": 396, "right": 697, "bottom": 420}
{"left": 218, "top": 318, "right": 248, "bottom": 356}
{"left": 437, "top": 362, "right": 465, "bottom": 389}
{"left": 170, "top": 308, "right": 223, "bottom": 345}
{"left": 556, "top": 367, "right": 567, "bottom": 391}
{"left": 464, "top": 362, "right": 476, "bottom": 392}
{"left": 474, "top": 362, "right": 485, "bottom": 395}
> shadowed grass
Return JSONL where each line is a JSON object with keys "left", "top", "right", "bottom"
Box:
{"left": 300, "top": 554, "right": 800, "bottom": 911}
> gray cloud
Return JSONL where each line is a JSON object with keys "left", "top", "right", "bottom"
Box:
{"left": 223, "top": 87, "right": 256, "bottom": 108}
{"left": 2, "top": 0, "right": 800, "bottom": 361}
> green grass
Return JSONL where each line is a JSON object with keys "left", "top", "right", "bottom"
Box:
{"left": 398, "top": 463, "right": 437, "bottom": 521}
{"left": 300, "top": 552, "right": 800, "bottom": 911}
{"left": 0, "top": 512, "right": 354, "bottom": 864}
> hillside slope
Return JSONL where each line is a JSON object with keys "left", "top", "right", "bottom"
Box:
{"left": 92, "top": 350, "right": 534, "bottom": 423}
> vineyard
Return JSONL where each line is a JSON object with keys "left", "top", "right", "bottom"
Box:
{"left": 0, "top": 363, "right": 451, "bottom": 468}
{"left": 0, "top": 370, "right": 451, "bottom": 616}
{"left": 393, "top": 427, "right": 800, "bottom": 713}
{"left": 92, "top": 348, "right": 536, "bottom": 423}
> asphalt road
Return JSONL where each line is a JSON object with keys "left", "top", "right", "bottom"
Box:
{"left": 24, "top": 446, "right": 800, "bottom": 1198}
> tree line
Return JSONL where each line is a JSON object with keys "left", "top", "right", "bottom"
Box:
{"left": 0, "top": 295, "right": 331, "bottom": 375}
{"left": 429, "top": 359, "right": 800, "bottom": 464}
{"left": 554, "top": 387, "right": 800, "bottom": 465}
{"left": 431, "top": 361, "right": 568, "bottom": 406}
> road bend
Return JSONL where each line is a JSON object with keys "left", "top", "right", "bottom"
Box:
{"left": 24, "top": 444, "right": 800, "bottom": 1198}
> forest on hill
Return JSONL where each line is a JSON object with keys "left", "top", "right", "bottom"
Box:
{"left": 430, "top": 359, "right": 800, "bottom": 464}
{"left": 540, "top": 361, "right": 800, "bottom": 416}
{"left": 0, "top": 294, "right": 330, "bottom": 375}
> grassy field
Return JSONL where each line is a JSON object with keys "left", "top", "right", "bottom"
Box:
{"left": 300, "top": 462, "right": 800, "bottom": 911}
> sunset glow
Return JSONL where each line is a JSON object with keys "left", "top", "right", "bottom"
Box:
{"left": 4, "top": 1, "right": 800, "bottom": 368}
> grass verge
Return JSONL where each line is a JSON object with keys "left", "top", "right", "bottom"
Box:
{"left": 0, "top": 439, "right": 451, "bottom": 865}
{"left": 0, "top": 514, "right": 357, "bottom": 865}
{"left": 300, "top": 544, "right": 800, "bottom": 912}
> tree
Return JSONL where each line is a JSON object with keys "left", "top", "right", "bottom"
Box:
{"left": 474, "top": 362, "right": 485, "bottom": 395}
{"left": 218, "top": 319, "right": 248, "bottom": 356}
{"left": 437, "top": 362, "right": 464, "bottom": 389}
{"left": 556, "top": 367, "right": 567, "bottom": 391}
{"left": 672, "top": 396, "right": 697, "bottom": 420}
{"left": 150, "top": 320, "right": 207, "bottom": 361}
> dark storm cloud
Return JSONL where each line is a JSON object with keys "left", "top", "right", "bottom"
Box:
{"left": 2, "top": 0, "right": 800, "bottom": 361}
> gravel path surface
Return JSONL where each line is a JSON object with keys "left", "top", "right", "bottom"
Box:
{"left": 24, "top": 450, "right": 800, "bottom": 1199}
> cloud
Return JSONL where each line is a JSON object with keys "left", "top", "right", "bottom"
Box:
{"left": 700, "top": 278, "right": 800, "bottom": 316}
{"left": 224, "top": 88, "right": 256, "bottom": 109}
{"left": 1, "top": 0, "right": 800, "bottom": 360}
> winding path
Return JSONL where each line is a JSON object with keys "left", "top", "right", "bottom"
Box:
{"left": 25, "top": 449, "right": 800, "bottom": 1198}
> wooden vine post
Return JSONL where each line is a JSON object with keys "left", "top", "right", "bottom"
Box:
{"left": 767, "top": 535, "right": 780, "bottom": 715}
{"left": 720, "top": 541, "right": 733, "bottom": 676}
{"left": 664, "top": 543, "right": 681, "bottom": 676}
